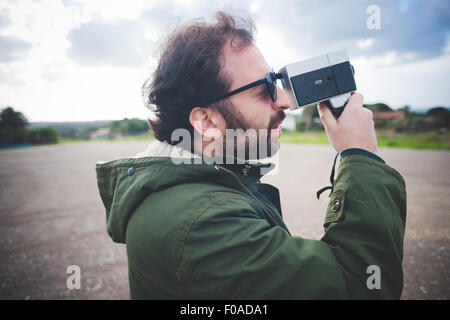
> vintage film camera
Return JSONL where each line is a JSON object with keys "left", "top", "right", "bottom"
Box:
{"left": 277, "top": 50, "right": 356, "bottom": 118}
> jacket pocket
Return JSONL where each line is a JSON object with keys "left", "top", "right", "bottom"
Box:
{"left": 323, "top": 189, "right": 345, "bottom": 229}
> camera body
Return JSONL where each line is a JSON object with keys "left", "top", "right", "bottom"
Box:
{"left": 277, "top": 50, "right": 356, "bottom": 118}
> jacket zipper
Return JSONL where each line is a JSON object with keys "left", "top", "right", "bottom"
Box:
{"left": 215, "top": 165, "right": 284, "bottom": 227}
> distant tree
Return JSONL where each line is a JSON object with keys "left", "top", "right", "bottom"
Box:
{"left": 0, "top": 106, "right": 29, "bottom": 145}
{"left": 398, "top": 105, "right": 411, "bottom": 117}
{"left": 400, "top": 105, "right": 410, "bottom": 112}
{"left": 426, "top": 107, "right": 448, "bottom": 117}
{"left": 108, "top": 118, "right": 149, "bottom": 136}
{"left": 118, "top": 119, "right": 130, "bottom": 135}
{"left": 302, "top": 104, "right": 320, "bottom": 130}
{"left": 29, "top": 127, "right": 59, "bottom": 144}
{"left": 0, "top": 107, "right": 28, "bottom": 128}
{"left": 426, "top": 107, "right": 450, "bottom": 128}
{"left": 108, "top": 120, "right": 121, "bottom": 131}
{"left": 128, "top": 118, "right": 149, "bottom": 134}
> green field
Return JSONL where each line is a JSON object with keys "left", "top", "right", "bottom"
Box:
{"left": 279, "top": 130, "right": 450, "bottom": 150}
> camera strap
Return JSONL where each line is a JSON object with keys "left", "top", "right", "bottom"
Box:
{"left": 316, "top": 152, "right": 339, "bottom": 200}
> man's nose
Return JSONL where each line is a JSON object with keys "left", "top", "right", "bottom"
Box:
{"left": 272, "top": 86, "right": 291, "bottom": 111}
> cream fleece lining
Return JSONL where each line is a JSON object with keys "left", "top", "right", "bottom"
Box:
{"left": 96, "top": 140, "right": 200, "bottom": 165}
{"left": 134, "top": 140, "right": 201, "bottom": 159}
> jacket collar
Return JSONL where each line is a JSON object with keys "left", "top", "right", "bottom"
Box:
{"left": 134, "top": 139, "right": 276, "bottom": 179}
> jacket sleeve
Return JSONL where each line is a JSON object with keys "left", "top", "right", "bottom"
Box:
{"left": 178, "top": 155, "right": 406, "bottom": 299}
{"left": 320, "top": 154, "right": 406, "bottom": 299}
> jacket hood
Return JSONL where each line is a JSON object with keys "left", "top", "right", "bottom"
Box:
{"left": 95, "top": 140, "right": 275, "bottom": 243}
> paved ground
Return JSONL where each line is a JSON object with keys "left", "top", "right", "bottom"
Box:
{"left": 0, "top": 141, "right": 448, "bottom": 299}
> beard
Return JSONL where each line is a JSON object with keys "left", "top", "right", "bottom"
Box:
{"left": 214, "top": 101, "right": 285, "bottom": 161}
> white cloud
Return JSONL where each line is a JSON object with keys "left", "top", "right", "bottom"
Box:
{"left": 0, "top": 8, "right": 11, "bottom": 30}
{"left": 445, "top": 35, "right": 450, "bottom": 54}
{"left": 255, "top": 23, "right": 298, "bottom": 71}
{"left": 2, "top": 65, "right": 149, "bottom": 121}
{"left": 0, "top": 35, "right": 31, "bottom": 62}
{"left": 250, "top": 0, "right": 263, "bottom": 13}
{"left": 357, "top": 38, "right": 375, "bottom": 50}
{"left": 353, "top": 52, "right": 450, "bottom": 109}
{"left": 64, "top": 0, "right": 147, "bottom": 21}
{"left": 66, "top": 19, "right": 150, "bottom": 68}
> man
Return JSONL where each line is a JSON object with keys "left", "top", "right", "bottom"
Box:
{"left": 96, "top": 11, "right": 406, "bottom": 299}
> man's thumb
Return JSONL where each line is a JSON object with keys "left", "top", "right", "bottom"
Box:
{"left": 317, "top": 102, "right": 337, "bottom": 130}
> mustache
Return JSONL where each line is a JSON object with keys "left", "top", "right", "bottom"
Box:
{"left": 268, "top": 111, "right": 286, "bottom": 130}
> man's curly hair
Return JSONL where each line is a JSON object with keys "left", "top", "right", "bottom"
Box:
{"left": 142, "top": 11, "right": 255, "bottom": 145}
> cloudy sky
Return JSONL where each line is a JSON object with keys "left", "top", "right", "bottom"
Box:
{"left": 0, "top": 0, "right": 449, "bottom": 122}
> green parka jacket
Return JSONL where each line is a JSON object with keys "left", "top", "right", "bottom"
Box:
{"left": 96, "top": 140, "right": 406, "bottom": 299}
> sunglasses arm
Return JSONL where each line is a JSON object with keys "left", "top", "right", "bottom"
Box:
{"left": 204, "top": 78, "right": 266, "bottom": 107}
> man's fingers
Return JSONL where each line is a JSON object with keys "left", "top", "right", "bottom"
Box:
{"left": 318, "top": 92, "right": 363, "bottom": 131}
{"left": 317, "top": 102, "right": 337, "bottom": 131}
{"left": 334, "top": 92, "right": 364, "bottom": 120}
{"left": 345, "top": 92, "right": 364, "bottom": 111}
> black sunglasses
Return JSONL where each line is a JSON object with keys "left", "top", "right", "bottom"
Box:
{"left": 204, "top": 71, "right": 283, "bottom": 107}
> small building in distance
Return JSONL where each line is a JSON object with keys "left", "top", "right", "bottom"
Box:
{"left": 89, "top": 127, "right": 124, "bottom": 140}
{"left": 280, "top": 114, "right": 297, "bottom": 131}
{"left": 372, "top": 110, "right": 405, "bottom": 120}
{"left": 90, "top": 127, "right": 110, "bottom": 139}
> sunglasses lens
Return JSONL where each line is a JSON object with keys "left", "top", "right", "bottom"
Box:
{"left": 267, "top": 73, "right": 277, "bottom": 101}
{"left": 273, "top": 81, "right": 277, "bottom": 101}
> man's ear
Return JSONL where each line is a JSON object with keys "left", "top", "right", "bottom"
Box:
{"left": 189, "top": 107, "right": 223, "bottom": 139}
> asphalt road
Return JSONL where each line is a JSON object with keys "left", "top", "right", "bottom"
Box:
{"left": 0, "top": 141, "right": 448, "bottom": 299}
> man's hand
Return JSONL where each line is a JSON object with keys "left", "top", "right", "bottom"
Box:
{"left": 318, "top": 92, "right": 378, "bottom": 154}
